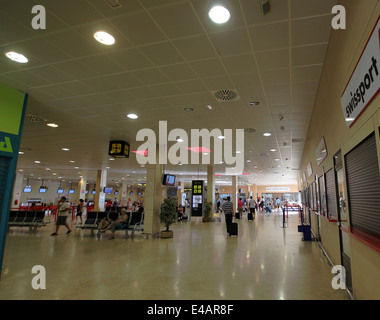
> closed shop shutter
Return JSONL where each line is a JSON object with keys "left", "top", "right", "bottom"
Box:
{"left": 345, "top": 133, "right": 380, "bottom": 239}
{"left": 325, "top": 169, "right": 338, "bottom": 220}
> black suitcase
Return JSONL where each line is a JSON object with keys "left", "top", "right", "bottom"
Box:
{"left": 248, "top": 212, "right": 253, "bottom": 220}
{"left": 229, "top": 222, "right": 238, "bottom": 236}
{"left": 235, "top": 211, "right": 240, "bottom": 220}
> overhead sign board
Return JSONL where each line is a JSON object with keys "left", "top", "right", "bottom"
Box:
{"left": 108, "top": 140, "right": 130, "bottom": 158}
{"left": 341, "top": 16, "right": 380, "bottom": 127}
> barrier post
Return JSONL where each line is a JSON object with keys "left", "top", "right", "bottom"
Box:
{"left": 282, "top": 207, "right": 286, "bottom": 228}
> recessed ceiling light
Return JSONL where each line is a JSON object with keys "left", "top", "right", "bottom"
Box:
{"left": 62, "top": 147, "right": 70, "bottom": 151}
{"left": 270, "top": 149, "right": 276, "bottom": 152}
{"left": 274, "top": 158, "right": 280, "bottom": 161}
{"left": 177, "top": 138, "right": 184, "bottom": 142}
{"left": 184, "top": 107, "right": 194, "bottom": 112}
{"left": 34, "top": 160, "right": 40, "bottom": 164}
{"left": 47, "top": 123, "right": 59, "bottom": 128}
{"left": 18, "top": 151, "right": 24, "bottom": 155}
{"left": 5, "top": 51, "right": 28, "bottom": 63}
{"left": 94, "top": 31, "right": 115, "bottom": 45}
{"left": 249, "top": 101, "right": 260, "bottom": 106}
{"left": 69, "top": 160, "right": 75, "bottom": 163}
{"left": 206, "top": 105, "right": 214, "bottom": 110}
{"left": 209, "top": 5, "right": 231, "bottom": 24}
{"left": 218, "top": 135, "right": 225, "bottom": 139}
{"left": 127, "top": 113, "right": 138, "bottom": 119}
{"left": 263, "top": 133, "right": 272, "bottom": 137}
{"left": 246, "top": 160, "right": 252, "bottom": 163}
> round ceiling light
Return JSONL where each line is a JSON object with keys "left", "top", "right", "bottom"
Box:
{"left": 5, "top": 51, "right": 28, "bottom": 63}
{"left": 209, "top": 5, "right": 231, "bottom": 24}
{"left": 94, "top": 31, "right": 115, "bottom": 45}
{"left": 127, "top": 113, "right": 138, "bottom": 119}
{"left": 263, "top": 132, "right": 272, "bottom": 137}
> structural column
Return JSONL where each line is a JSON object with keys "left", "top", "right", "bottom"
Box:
{"left": 11, "top": 173, "right": 23, "bottom": 208}
{"left": 121, "top": 182, "right": 128, "bottom": 207}
{"left": 207, "top": 165, "right": 215, "bottom": 215}
{"left": 232, "top": 175, "right": 238, "bottom": 213}
{"left": 94, "top": 169, "right": 107, "bottom": 212}
{"left": 75, "top": 177, "right": 86, "bottom": 204}
{"left": 144, "top": 162, "right": 163, "bottom": 237}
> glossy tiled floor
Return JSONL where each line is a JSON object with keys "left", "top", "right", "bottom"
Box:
{"left": 0, "top": 211, "right": 348, "bottom": 300}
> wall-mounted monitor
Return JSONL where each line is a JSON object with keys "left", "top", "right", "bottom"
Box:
{"left": 114, "top": 190, "right": 119, "bottom": 195}
{"left": 23, "top": 186, "right": 32, "bottom": 193}
{"left": 68, "top": 189, "right": 75, "bottom": 194}
{"left": 39, "top": 186, "right": 48, "bottom": 193}
{"left": 162, "top": 174, "right": 176, "bottom": 186}
{"left": 104, "top": 187, "right": 113, "bottom": 194}
{"left": 57, "top": 188, "right": 64, "bottom": 194}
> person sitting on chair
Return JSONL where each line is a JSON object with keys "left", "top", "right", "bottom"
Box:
{"left": 100, "top": 208, "right": 129, "bottom": 240}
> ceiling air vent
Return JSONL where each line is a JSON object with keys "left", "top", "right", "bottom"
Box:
{"left": 292, "top": 138, "right": 305, "bottom": 143}
{"left": 259, "top": 0, "right": 270, "bottom": 16}
{"left": 105, "top": 0, "right": 122, "bottom": 9}
{"left": 24, "top": 114, "right": 48, "bottom": 124}
{"left": 212, "top": 89, "right": 240, "bottom": 102}
{"left": 244, "top": 128, "right": 257, "bottom": 133}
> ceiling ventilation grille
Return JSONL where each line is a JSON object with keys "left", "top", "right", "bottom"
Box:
{"left": 244, "top": 128, "right": 257, "bottom": 133}
{"left": 105, "top": 0, "right": 122, "bottom": 9}
{"left": 24, "top": 114, "right": 48, "bottom": 124}
{"left": 212, "top": 89, "right": 240, "bottom": 102}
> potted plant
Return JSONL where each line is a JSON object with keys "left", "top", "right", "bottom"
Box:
{"left": 160, "top": 197, "right": 178, "bottom": 238}
{"left": 202, "top": 201, "right": 212, "bottom": 222}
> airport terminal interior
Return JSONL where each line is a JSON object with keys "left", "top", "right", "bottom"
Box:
{"left": 0, "top": 0, "right": 380, "bottom": 300}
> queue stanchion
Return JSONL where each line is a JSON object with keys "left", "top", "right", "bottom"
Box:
{"left": 281, "top": 207, "right": 286, "bottom": 228}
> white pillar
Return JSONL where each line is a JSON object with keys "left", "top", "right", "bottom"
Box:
{"left": 207, "top": 165, "right": 215, "bottom": 215}
{"left": 94, "top": 170, "right": 107, "bottom": 212}
{"left": 232, "top": 175, "right": 238, "bottom": 213}
{"left": 11, "top": 173, "right": 23, "bottom": 208}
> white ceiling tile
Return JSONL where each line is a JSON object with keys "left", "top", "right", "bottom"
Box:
{"left": 172, "top": 35, "right": 217, "bottom": 61}
{"left": 292, "top": 43, "right": 328, "bottom": 66}
{"left": 149, "top": 2, "right": 204, "bottom": 39}
{"left": 256, "top": 48, "right": 290, "bottom": 70}
{"left": 249, "top": 22, "right": 289, "bottom": 51}
{"left": 291, "top": 0, "right": 338, "bottom": 19}
{"left": 209, "top": 29, "right": 252, "bottom": 57}
{"left": 139, "top": 41, "right": 185, "bottom": 66}
{"left": 110, "top": 12, "right": 167, "bottom": 45}
{"left": 292, "top": 15, "right": 333, "bottom": 46}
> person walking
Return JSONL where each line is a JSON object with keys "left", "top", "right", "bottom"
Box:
{"left": 51, "top": 196, "right": 72, "bottom": 236}
{"left": 222, "top": 196, "right": 234, "bottom": 232}
{"left": 75, "top": 199, "right": 84, "bottom": 225}
{"left": 248, "top": 196, "right": 256, "bottom": 219}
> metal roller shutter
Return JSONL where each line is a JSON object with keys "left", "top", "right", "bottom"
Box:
{"left": 345, "top": 133, "right": 380, "bottom": 239}
{"left": 325, "top": 169, "right": 338, "bottom": 220}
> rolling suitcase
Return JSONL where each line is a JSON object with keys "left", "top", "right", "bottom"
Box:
{"left": 248, "top": 212, "right": 253, "bottom": 220}
{"left": 235, "top": 211, "right": 240, "bottom": 220}
{"left": 229, "top": 222, "right": 238, "bottom": 236}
